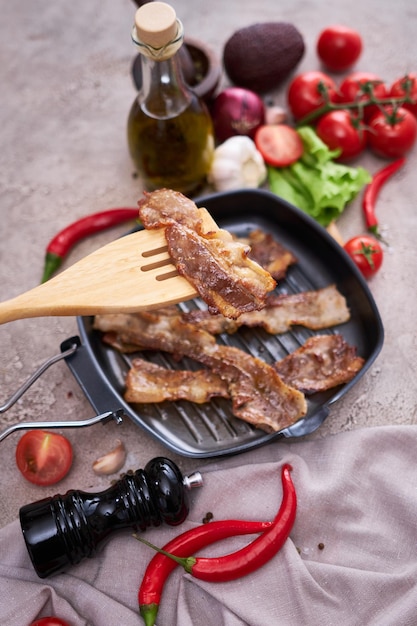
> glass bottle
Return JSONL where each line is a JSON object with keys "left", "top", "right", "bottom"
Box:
{"left": 127, "top": 2, "right": 214, "bottom": 195}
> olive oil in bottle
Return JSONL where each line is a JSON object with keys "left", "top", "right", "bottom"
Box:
{"left": 127, "top": 2, "right": 214, "bottom": 195}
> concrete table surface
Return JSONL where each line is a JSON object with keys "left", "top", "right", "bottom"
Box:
{"left": 0, "top": 0, "right": 416, "bottom": 529}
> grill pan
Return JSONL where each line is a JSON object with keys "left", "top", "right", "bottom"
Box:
{"left": 64, "top": 189, "right": 384, "bottom": 458}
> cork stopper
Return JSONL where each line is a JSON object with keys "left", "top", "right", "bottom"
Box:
{"left": 134, "top": 2, "right": 178, "bottom": 49}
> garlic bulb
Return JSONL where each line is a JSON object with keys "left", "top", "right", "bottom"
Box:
{"left": 207, "top": 136, "right": 267, "bottom": 192}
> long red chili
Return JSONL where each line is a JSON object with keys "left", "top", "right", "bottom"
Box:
{"left": 138, "top": 519, "right": 273, "bottom": 626}
{"left": 137, "top": 463, "right": 296, "bottom": 593}
{"left": 187, "top": 464, "right": 296, "bottom": 582}
{"left": 362, "top": 157, "right": 406, "bottom": 237}
{"left": 41, "top": 208, "right": 139, "bottom": 283}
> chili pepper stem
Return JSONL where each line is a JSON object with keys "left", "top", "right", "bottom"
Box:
{"left": 367, "top": 225, "right": 389, "bottom": 246}
{"left": 133, "top": 533, "right": 196, "bottom": 573}
{"left": 139, "top": 603, "right": 159, "bottom": 626}
{"left": 41, "top": 253, "right": 63, "bottom": 283}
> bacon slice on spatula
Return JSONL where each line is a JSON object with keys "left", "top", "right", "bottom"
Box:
{"left": 138, "top": 189, "right": 276, "bottom": 319}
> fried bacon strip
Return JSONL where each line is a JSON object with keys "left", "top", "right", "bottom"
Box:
{"left": 198, "top": 345, "right": 307, "bottom": 432}
{"left": 138, "top": 189, "right": 276, "bottom": 318}
{"left": 125, "top": 359, "right": 229, "bottom": 404}
{"left": 274, "top": 334, "right": 365, "bottom": 394}
{"left": 243, "top": 229, "right": 298, "bottom": 280}
{"left": 123, "top": 335, "right": 364, "bottom": 410}
{"left": 138, "top": 188, "right": 203, "bottom": 229}
{"left": 94, "top": 311, "right": 307, "bottom": 433}
{"left": 94, "top": 308, "right": 216, "bottom": 358}
{"left": 182, "top": 285, "right": 350, "bottom": 335}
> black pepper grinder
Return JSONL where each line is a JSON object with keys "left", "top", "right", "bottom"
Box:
{"left": 19, "top": 456, "right": 202, "bottom": 578}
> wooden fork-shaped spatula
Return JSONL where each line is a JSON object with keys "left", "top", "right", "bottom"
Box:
{"left": 0, "top": 208, "right": 218, "bottom": 325}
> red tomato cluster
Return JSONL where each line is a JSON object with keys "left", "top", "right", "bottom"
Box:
{"left": 287, "top": 24, "right": 417, "bottom": 164}
{"left": 288, "top": 69, "right": 417, "bottom": 161}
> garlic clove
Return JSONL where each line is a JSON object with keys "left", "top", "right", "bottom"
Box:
{"left": 265, "top": 105, "right": 288, "bottom": 126}
{"left": 92, "top": 439, "right": 127, "bottom": 475}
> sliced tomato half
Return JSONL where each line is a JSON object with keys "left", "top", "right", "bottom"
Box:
{"left": 16, "top": 430, "right": 73, "bottom": 486}
{"left": 254, "top": 124, "right": 304, "bottom": 167}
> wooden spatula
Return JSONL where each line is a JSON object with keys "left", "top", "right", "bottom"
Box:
{"left": 0, "top": 208, "right": 218, "bottom": 325}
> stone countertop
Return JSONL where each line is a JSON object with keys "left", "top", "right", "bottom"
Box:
{"left": 0, "top": 0, "right": 416, "bottom": 529}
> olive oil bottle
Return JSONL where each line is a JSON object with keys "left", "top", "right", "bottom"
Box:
{"left": 127, "top": 2, "right": 214, "bottom": 195}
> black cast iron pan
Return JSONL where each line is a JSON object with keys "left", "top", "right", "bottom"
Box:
{"left": 64, "top": 189, "right": 384, "bottom": 458}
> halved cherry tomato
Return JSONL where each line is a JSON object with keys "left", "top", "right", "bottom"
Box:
{"left": 254, "top": 124, "right": 304, "bottom": 167}
{"left": 287, "top": 71, "right": 337, "bottom": 121}
{"left": 317, "top": 25, "right": 362, "bottom": 72}
{"left": 367, "top": 106, "right": 417, "bottom": 158}
{"left": 316, "top": 109, "right": 367, "bottom": 161}
{"left": 16, "top": 430, "right": 73, "bottom": 486}
{"left": 343, "top": 234, "right": 383, "bottom": 278}
{"left": 337, "top": 72, "right": 388, "bottom": 121}
{"left": 389, "top": 73, "right": 417, "bottom": 117}
{"left": 29, "top": 618, "right": 71, "bottom": 626}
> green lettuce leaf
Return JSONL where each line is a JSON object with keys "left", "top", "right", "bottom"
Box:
{"left": 268, "top": 126, "right": 371, "bottom": 227}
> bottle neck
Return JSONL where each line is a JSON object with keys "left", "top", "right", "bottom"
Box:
{"left": 139, "top": 49, "right": 192, "bottom": 119}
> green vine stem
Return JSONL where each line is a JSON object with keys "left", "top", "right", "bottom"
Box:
{"left": 296, "top": 80, "right": 417, "bottom": 127}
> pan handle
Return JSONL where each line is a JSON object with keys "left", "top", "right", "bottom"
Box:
{"left": 0, "top": 408, "right": 124, "bottom": 442}
{"left": 0, "top": 337, "right": 81, "bottom": 414}
{"left": 0, "top": 336, "right": 125, "bottom": 442}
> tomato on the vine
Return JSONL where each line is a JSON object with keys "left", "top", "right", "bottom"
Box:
{"left": 389, "top": 73, "right": 417, "bottom": 117}
{"left": 315, "top": 109, "right": 367, "bottom": 161}
{"left": 287, "top": 71, "right": 337, "bottom": 121}
{"left": 16, "top": 430, "right": 73, "bottom": 486}
{"left": 254, "top": 124, "right": 304, "bottom": 167}
{"left": 343, "top": 235, "right": 383, "bottom": 278}
{"left": 367, "top": 106, "right": 417, "bottom": 158}
{"left": 317, "top": 25, "right": 362, "bottom": 72}
{"left": 337, "top": 72, "right": 388, "bottom": 121}
{"left": 29, "top": 618, "right": 71, "bottom": 626}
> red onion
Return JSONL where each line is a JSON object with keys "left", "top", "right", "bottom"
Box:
{"left": 211, "top": 87, "right": 265, "bottom": 142}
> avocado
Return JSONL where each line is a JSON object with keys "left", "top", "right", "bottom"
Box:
{"left": 223, "top": 22, "right": 305, "bottom": 94}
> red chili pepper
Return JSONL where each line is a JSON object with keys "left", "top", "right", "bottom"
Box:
{"left": 138, "top": 519, "right": 273, "bottom": 626}
{"left": 136, "top": 463, "right": 296, "bottom": 607}
{"left": 41, "top": 208, "right": 139, "bottom": 283}
{"left": 362, "top": 157, "right": 406, "bottom": 238}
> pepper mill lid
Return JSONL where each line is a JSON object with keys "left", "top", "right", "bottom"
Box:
{"left": 134, "top": 2, "right": 178, "bottom": 48}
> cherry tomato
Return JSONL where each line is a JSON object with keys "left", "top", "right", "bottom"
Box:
{"left": 389, "top": 73, "right": 417, "bottom": 117}
{"left": 367, "top": 106, "right": 417, "bottom": 158}
{"left": 29, "top": 618, "right": 71, "bottom": 626}
{"left": 254, "top": 124, "right": 304, "bottom": 167}
{"left": 16, "top": 430, "right": 73, "bottom": 486}
{"left": 343, "top": 235, "right": 383, "bottom": 278}
{"left": 317, "top": 25, "right": 362, "bottom": 72}
{"left": 287, "top": 71, "right": 337, "bottom": 121}
{"left": 337, "top": 72, "right": 388, "bottom": 121}
{"left": 315, "top": 110, "right": 367, "bottom": 161}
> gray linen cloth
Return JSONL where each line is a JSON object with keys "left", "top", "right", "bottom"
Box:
{"left": 0, "top": 425, "right": 416, "bottom": 626}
